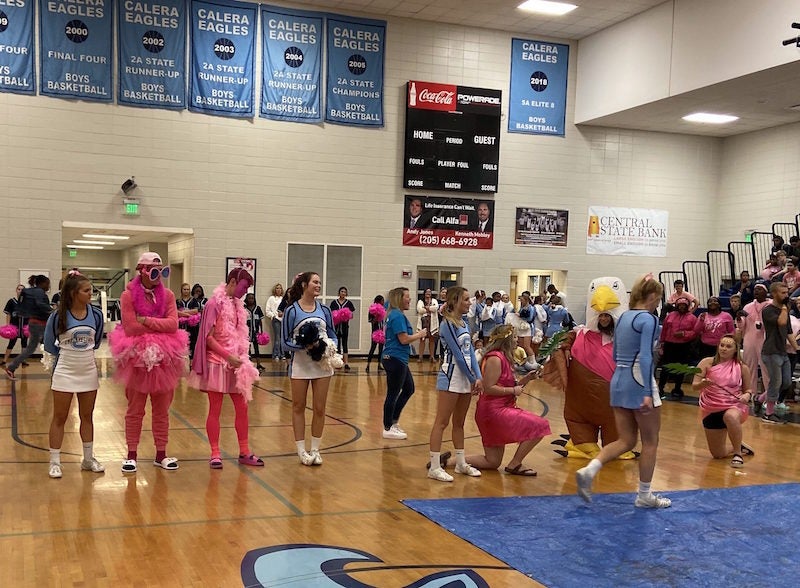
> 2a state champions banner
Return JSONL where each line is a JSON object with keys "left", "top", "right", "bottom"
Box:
{"left": 190, "top": 0, "right": 255, "bottom": 117}
{"left": 586, "top": 206, "right": 669, "bottom": 257}
{"left": 118, "top": 0, "right": 186, "bottom": 109}
{"left": 40, "top": 0, "right": 113, "bottom": 101}
{"left": 261, "top": 5, "right": 322, "bottom": 122}
{"left": 325, "top": 14, "right": 384, "bottom": 126}
{"left": 508, "top": 38, "right": 568, "bottom": 136}
{"left": 0, "top": 0, "right": 35, "bottom": 94}
{"left": 403, "top": 195, "right": 494, "bottom": 250}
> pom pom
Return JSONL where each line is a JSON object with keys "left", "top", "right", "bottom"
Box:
{"left": 178, "top": 317, "right": 188, "bottom": 325}
{"left": 308, "top": 338, "right": 327, "bottom": 361}
{"left": 256, "top": 332, "right": 270, "bottom": 345}
{"left": 41, "top": 351, "right": 56, "bottom": 372}
{"left": 295, "top": 321, "right": 321, "bottom": 347}
{"left": 187, "top": 313, "right": 202, "bottom": 327}
{"left": 332, "top": 307, "right": 353, "bottom": 326}
{"left": 22, "top": 325, "right": 30, "bottom": 338}
{"left": 372, "top": 330, "right": 386, "bottom": 344}
{"left": 519, "top": 307, "right": 531, "bottom": 319}
{"left": 368, "top": 303, "right": 386, "bottom": 322}
{"left": 0, "top": 325, "right": 19, "bottom": 339}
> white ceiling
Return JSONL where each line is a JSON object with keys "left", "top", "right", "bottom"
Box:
{"left": 62, "top": 222, "right": 192, "bottom": 252}
{"left": 289, "top": 0, "right": 800, "bottom": 136}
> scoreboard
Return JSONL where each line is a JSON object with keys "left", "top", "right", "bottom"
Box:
{"left": 403, "top": 81, "right": 501, "bottom": 194}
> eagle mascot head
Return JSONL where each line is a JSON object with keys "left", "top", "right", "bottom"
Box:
{"left": 585, "top": 277, "right": 628, "bottom": 333}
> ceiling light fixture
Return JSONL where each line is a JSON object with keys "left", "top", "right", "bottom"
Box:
{"left": 517, "top": 0, "right": 578, "bottom": 16}
{"left": 682, "top": 113, "right": 739, "bottom": 124}
{"left": 67, "top": 244, "right": 104, "bottom": 250}
{"left": 82, "top": 234, "right": 130, "bottom": 240}
{"left": 74, "top": 239, "right": 115, "bottom": 245}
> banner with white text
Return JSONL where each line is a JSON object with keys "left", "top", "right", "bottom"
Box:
{"left": 508, "top": 38, "right": 568, "bottom": 136}
{"left": 0, "top": 0, "right": 35, "bottom": 94}
{"left": 40, "top": 0, "right": 113, "bottom": 101}
{"left": 325, "top": 14, "right": 384, "bottom": 126}
{"left": 118, "top": 0, "right": 186, "bottom": 109}
{"left": 586, "top": 206, "right": 669, "bottom": 257}
{"left": 260, "top": 5, "right": 322, "bottom": 122}
{"left": 403, "top": 195, "right": 494, "bottom": 250}
{"left": 190, "top": 0, "right": 255, "bottom": 117}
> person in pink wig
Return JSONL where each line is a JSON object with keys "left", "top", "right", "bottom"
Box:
{"left": 109, "top": 253, "right": 187, "bottom": 473}
{"left": 189, "top": 268, "right": 262, "bottom": 469}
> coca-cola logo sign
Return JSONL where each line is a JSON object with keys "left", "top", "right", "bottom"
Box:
{"left": 419, "top": 89, "right": 454, "bottom": 105}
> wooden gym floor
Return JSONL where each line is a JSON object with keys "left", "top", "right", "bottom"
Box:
{"left": 2, "top": 354, "right": 799, "bottom": 587}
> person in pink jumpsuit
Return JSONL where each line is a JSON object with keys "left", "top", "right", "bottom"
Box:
{"left": 109, "top": 253, "right": 188, "bottom": 473}
{"left": 736, "top": 283, "right": 770, "bottom": 406}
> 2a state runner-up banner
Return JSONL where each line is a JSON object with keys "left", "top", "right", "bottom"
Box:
{"left": 586, "top": 206, "right": 669, "bottom": 257}
{"left": 40, "top": 0, "right": 113, "bottom": 101}
{"left": 325, "top": 14, "right": 384, "bottom": 126}
{"left": 403, "top": 195, "right": 494, "bottom": 250}
{"left": 0, "top": 0, "right": 35, "bottom": 94}
{"left": 508, "top": 38, "right": 568, "bottom": 136}
{"left": 260, "top": 4, "right": 322, "bottom": 122}
{"left": 118, "top": 0, "right": 186, "bottom": 109}
{"left": 190, "top": 0, "right": 255, "bottom": 117}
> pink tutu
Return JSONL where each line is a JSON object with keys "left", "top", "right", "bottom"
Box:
{"left": 188, "top": 359, "right": 258, "bottom": 401}
{"left": 108, "top": 326, "right": 188, "bottom": 394}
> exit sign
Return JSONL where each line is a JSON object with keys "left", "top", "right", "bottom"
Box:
{"left": 69, "top": 249, "right": 77, "bottom": 258}
{"left": 123, "top": 198, "right": 140, "bottom": 216}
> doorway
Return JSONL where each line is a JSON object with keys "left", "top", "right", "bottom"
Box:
{"left": 417, "top": 267, "right": 462, "bottom": 301}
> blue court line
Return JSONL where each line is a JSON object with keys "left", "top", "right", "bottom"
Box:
{"left": 169, "top": 407, "right": 304, "bottom": 516}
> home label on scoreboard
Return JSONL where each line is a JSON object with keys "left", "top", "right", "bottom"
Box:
{"left": 403, "top": 80, "right": 501, "bottom": 194}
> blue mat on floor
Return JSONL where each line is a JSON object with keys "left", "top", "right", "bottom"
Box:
{"left": 404, "top": 484, "right": 800, "bottom": 587}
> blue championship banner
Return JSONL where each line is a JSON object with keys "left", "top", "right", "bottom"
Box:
{"left": 39, "top": 0, "right": 113, "bottom": 101}
{"left": 325, "top": 14, "right": 384, "bottom": 126}
{"left": 260, "top": 5, "right": 322, "bottom": 122}
{"left": 0, "top": 0, "right": 35, "bottom": 94}
{"left": 118, "top": 0, "right": 186, "bottom": 109}
{"left": 190, "top": 0, "right": 255, "bottom": 117}
{"left": 508, "top": 38, "right": 569, "bottom": 136}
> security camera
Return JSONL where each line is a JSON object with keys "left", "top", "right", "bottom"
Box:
{"left": 121, "top": 177, "right": 137, "bottom": 194}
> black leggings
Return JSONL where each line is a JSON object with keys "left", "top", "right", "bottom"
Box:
{"left": 336, "top": 323, "right": 349, "bottom": 354}
{"left": 367, "top": 340, "right": 384, "bottom": 364}
{"left": 382, "top": 357, "right": 415, "bottom": 430}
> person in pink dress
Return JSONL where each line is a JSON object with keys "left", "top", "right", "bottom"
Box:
{"left": 444, "top": 324, "right": 550, "bottom": 476}
{"left": 695, "top": 297, "right": 735, "bottom": 359}
{"left": 692, "top": 335, "right": 754, "bottom": 468}
{"left": 736, "top": 283, "right": 770, "bottom": 406}
{"left": 189, "top": 268, "right": 262, "bottom": 469}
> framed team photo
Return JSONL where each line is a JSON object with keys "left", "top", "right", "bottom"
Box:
{"left": 225, "top": 257, "right": 257, "bottom": 294}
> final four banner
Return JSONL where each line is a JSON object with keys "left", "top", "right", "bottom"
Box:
{"left": 508, "top": 38, "right": 568, "bottom": 136}
{"left": 118, "top": 0, "right": 187, "bottom": 109}
{"left": 190, "top": 0, "right": 255, "bottom": 117}
{"left": 325, "top": 14, "right": 384, "bottom": 126}
{"left": 0, "top": 0, "right": 35, "bottom": 94}
{"left": 260, "top": 5, "right": 322, "bottom": 122}
{"left": 39, "top": 0, "right": 113, "bottom": 101}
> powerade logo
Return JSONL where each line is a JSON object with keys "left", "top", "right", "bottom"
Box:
{"left": 457, "top": 93, "right": 500, "bottom": 106}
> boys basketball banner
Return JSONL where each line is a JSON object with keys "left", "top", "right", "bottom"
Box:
{"left": 260, "top": 5, "right": 322, "bottom": 122}
{"left": 508, "top": 38, "right": 568, "bottom": 136}
{"left": 118, "top": 0, "right": 186, "bottom": 109}
{"left": 190, "top": 0, "right": 255, "bottom": 117}
{"left": 40, "top": 0, "right": 113, "bottom": 101}
{"left": 403, "top": 195, "right": 494, "bottom": 250}
{"left": 0, "top": 0, "right": 35, "bottom": 94}
{"left": 586, "top": 206, "right": 669, "bottom": 257}
{"left": 325, "top": 14, "right": 384, "bottom": 126}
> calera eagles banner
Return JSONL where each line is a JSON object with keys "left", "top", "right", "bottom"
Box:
{"left": 0, "top": 0, "right": 35, "bottom": 94}
{"left": 190, "top": 0, "right": 255, "bottom": 117}
{"left": 403, "top": 195, "right": 494, "bottom": 250}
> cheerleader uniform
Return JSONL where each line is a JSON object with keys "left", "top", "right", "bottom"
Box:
{"left": 610, "top": 309, "right": 662, "bottom": 409}
{"left": 282, "top": 301, "right": 338, "bottom": 379}
{"left": 43, "top": 307, "right": 104, "bottom": 392}
{"left": 438, "top": 319, "right": 482, "bottom": 393}
{"left": 245, "top": 303, "right": 265, "bottom": 357}
{"left": 3, "top": 296, "right": 28, "bottom": 354}
{"left": 330, "top": 298, "right": 355, "bottom": 355}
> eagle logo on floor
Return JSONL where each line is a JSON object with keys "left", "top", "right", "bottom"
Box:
{"left": 241, "top": 544, "right": 490, "bottom": 587}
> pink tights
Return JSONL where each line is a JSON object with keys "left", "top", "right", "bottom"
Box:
{"left": 206, "top": 391, "right": 250, "bottom": 458}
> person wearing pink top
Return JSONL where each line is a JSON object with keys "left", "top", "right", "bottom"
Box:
{"left": 760, "top": 254, "right": 782, "bottom": 281}
{"left": 658, "top": 297, "right": 698, "bottom": 399}
{"left": 782, "top": 257, "right": 800, "bottom": 293}
{"left": 692, "top": 335, "right": 754, "bottom": 468}
{"left": 666, "top": 280, "right": 698, "bottom": 313}
{"left": 695, "top": 297, "right": 735, "bottom": 359}
{"left": 735, "top": 284, "right": 770, "bottom": 406}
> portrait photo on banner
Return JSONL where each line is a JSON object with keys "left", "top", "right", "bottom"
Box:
{"left": 514, "top": 208, "right": 568, "bottom": 247}
{"left": 225, "top": 257, "right": 257, "bottom": 294}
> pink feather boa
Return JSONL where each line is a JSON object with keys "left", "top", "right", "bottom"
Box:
{"left": 127, "top": 275, "right": 170, "bottom": 317}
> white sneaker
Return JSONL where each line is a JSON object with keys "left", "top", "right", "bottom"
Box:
{"left": 81, "top": 457, "right": 105, "bottom": 473}
{"left": 634, "top": 493, "right": 672, "bottom": 508}
{"left": 49, "top": 463, "right": 62, "bottom": 479}
{"left": 393, "top": 424, "right": 406, "bottom": 434}
{"left": 299, "top": 451, "right": 315, "bottom": 466}
{"left": 575, "top": 468, "right": 593, "bottom": 503}
{"left": 427, "top": 467, "right": 453, "bottom": 482}
{"left": 454, "top": 463, "right": 481, "bottom": 477}
{"left": 310, "top": 449, "right": 323, "bottom": 465}
{"left": 382, "top": 426, "right": 407, "bottom": 440}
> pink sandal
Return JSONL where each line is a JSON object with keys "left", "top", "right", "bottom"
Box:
{"left": 209, "top": 457, "right": 223, "bottom": 469}
{"left": 238, "top": 454, "right": 264, "bottom": 467}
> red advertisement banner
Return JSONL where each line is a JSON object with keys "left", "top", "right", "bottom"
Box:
{"left": 408, "top": 80, "right": 458, "bottom": 112}
{"left": 403, "top": 195, "right": 494, "bottom": 250}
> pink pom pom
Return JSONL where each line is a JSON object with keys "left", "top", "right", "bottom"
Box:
{"left": 368, "top": 303, "right": 386, "bottom": 322}
{"left": 22, "top": 325, "right": 30, "bottom": 338}
{"left": 0, "top": 325, "right": 19, "bottom": 339}
{"left": 332, "top": 307, "right": 353, "bottom": 326}
{"left": 178, "top": 317, "right": 189, "bottom": 325}
{"left": 256, "top": 332, "right": 270, "bottom": 345}
{"left": 372, "top": 330, "right": 386, "bottom": 344}
{"left": 187, "top": 313, "right": 202, "bottom": 327}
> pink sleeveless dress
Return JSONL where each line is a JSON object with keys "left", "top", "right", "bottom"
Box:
{"left": 698, "top": 359, "right": 748, "bottom": 423}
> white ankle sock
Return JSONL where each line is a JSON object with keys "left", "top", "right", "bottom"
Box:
{"left": 430, "top": 452, "right": 440, "bottom": 470}
{"left": 311, "top": 436, "right": 321, "bottom": 451}
{"left": 638, "top": 481, "right": 651, "bottom": 496}
{"left": 455, "top": 449, "right": 466, "bottom": 466}
{"left": 49, "top": 448, "right": 61, "bottom": 465}
{"left": 295, "top": 440, "right": 306, "bottom": 457}
{"left": 82, "top": 442, "right": 93, "bottom": 462}
{"left": 585, "top": 458, "right": 602, "bottom": 476}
